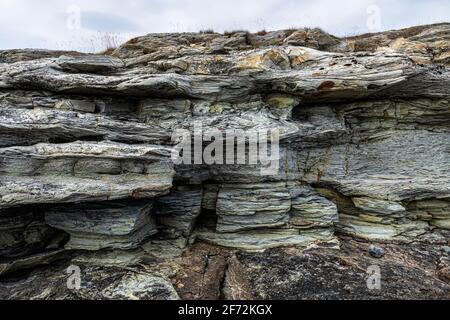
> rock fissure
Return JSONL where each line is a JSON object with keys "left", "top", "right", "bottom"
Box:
{"left": 0, "top": 23, "right": 449, "bottom": 299}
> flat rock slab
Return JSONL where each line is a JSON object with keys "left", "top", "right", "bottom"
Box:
{"left": 56, "top": 55, "right": 125, "bottom": 73}
{"left": 0, "top": 263, "right": 179, "bottom": 300}
{"left": 227, "top": 238, "right": 450, "bottom": 300}
{"left": 194, "top": 227, "right": 338, "bottom": 252}
{"left": 0, "top": 141, "right": 175, "bottom": 208}
{"left": 45, "top": 201, "right": 158, "bottom": 251}
{"left": 0, "top": 174, "right": 173, "bottom": 209}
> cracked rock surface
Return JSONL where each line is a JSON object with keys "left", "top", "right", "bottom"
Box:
{"left": 0, "top": 24, "right": 449, "bottom": 299}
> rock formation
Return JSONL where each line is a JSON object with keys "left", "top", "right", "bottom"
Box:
{"left": 0, "top": 23, "right": 449, "bottom": 300}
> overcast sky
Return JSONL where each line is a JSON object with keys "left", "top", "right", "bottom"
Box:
{"left": 0, "top": 0, "right": 448, "bottom": 52}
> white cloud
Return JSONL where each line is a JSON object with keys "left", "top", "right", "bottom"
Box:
{"left": 0, "top": 0, "right": 448, "bottom": 52}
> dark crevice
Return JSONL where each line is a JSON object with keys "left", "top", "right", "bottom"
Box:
{"left": 218, "top": 258, "right": 231, "bottom": 300}
{"left": 195, "top": 209, "right": 219, "bottom": 231}
{"left": 48, "top": 135, "right": 106, "bottom": 144}
{"left": 291, "top": 103, "right": 310, "bottom": 121}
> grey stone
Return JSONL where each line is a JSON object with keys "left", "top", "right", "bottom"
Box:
{"left": 442, "top": 246, "right": 450, "bottom": 254}
{"left": 369, "top": 245, "right": 385, "bottom": 258}
{"left": 0, "top": 249, "right": 67, "bottom": 276}
{"left": 0, "top": 142, "right": 175, "bottom": 208}
{"left": 100, "top": 273, "right": 180, "bottom": 300}
{"left": 0, "top": 24, "right": 449, "bottom": 276}
{"left": 154, "top": 185, "right": 203, "bottom": 238}
{"left": 215, "top": 183, "right": 291, "bottom": 233}
{"left": 194, "top": 227, "right": 338, "bottom": 252}
{"left": 54, "top": 99, "right": 96, "bottom": 113}
{"left": 56, "top": 55, "right": 124, "bottom": 73}
{"left": 288, "top": 184, "right": 339, "bottom": 229}
{"left": 45, "top": 201, "right": 158, "bottom": 251}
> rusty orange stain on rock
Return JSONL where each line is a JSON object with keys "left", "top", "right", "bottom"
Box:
{"left": 317, "top": 80, "right": 335, "bottom": 91}
{"left": 132, "top": 188, "right": 145, "bottom": 199}
{"left": 235, "top": 54, "right": 265, "bottom": 71}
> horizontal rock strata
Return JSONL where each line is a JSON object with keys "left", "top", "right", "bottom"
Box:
{"left": 0, "top": 24, "right": 449, "bottom": 285}
{"left": 45, "top": 201, "right": 157, "bottom": 251}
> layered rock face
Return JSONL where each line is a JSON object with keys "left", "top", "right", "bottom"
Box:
{"left": 0, "top": 24, "right": 449, "bottom": 299}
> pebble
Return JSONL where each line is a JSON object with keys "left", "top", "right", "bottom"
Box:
{"left": 368, "top": 245, "right": 385, "bottom": 258}
{"left": 442, "top": 246, "right": 450, "bottom": 254}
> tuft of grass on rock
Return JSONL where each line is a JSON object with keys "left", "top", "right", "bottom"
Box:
{"left": 224, "top": 30, "right": 249, "bottom": 36}
{"left": 200, "top": 29, "right": 215, "bottom": 34}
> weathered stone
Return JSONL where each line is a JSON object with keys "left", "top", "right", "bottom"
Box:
{"left": 231, "top": 239, "right": 450, "bottom": 300}
{"left": 338, "top": 213, "right": 430, "bottom": 241}
{"left": 289, "top": 184, "right": 339, "bottom": 229}
{"left": 56, "top": 55, "right": 125, "bottom": 73}
{"left": 0, "top": 24, "right": 449, "bottom": 299}
{"left": 368, "top": 244, "right": 385, "bottom": 258}
{"left": 194, "top": 227, "right": 338, "bottom": 251}
{"left": 45, "top": 201, "right": 157, "bottom": 251}
{"left": 215, "top": 183, "right": 291, "bottom": 233}
{"left": 100, "top": 273, "right": 179, "bottom": 300}
{"left": 0, "top": 208, "right": 57, "bottom": 259}
{"left": 0, "top": 49, "right": 85, "bottom": 63}
{"left": 70, "top": 248, "right": 146, "bottom": 267}
{"left": 54, "top": 99, "right": 96, "bottom": 113}
{"left": 352, "top": 198, "right": 406, "bottom": 215}
{"left": 0, "top": 249, "right": 67, "bottom": 276}
{"left": 0, "top": 142, "right": 175, "bottom": 208}
{"left": 408, "top": 199, "right": 450, "bottom": 230}
{"left": 442, "top": 246, "right": 450, "bottom": 254}
{"left": 202, "top": 184, "right": 219, "bottom": 211}
{"left": 141, "top": 237, "right": 188, "bottom": 259}
{"left": 154, "top": 185, "right": 203, "bottom": 238}
{"left": 0, "top": 263, "right": 179, "bottom": 300}
{"left": 0, "top": 106, "right": 170, "bottom": 147}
